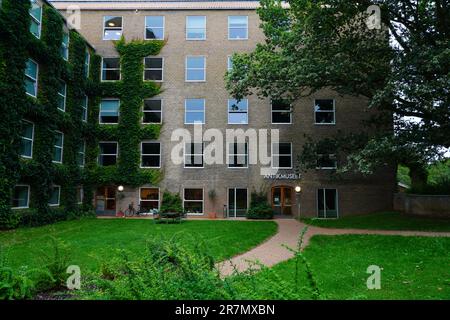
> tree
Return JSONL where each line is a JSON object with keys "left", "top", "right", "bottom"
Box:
{"left": 226, "top": 0, "right": 449, "bottom": 189}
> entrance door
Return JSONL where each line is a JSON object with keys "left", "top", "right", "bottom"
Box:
{"left": 95, "top": 186, "right": 116, "bottom": 215}
{"left": 228, "top": 188, "right": 248, "bottom": 218}
{"left": 272, "top": 186, "right": 293, "bottom": 215}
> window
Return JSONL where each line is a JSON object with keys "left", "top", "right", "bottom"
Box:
{"left": 317, "top": 189, "right": 338, "bottom": 218}
{"left": 184, "top": 143, "right": 204, "bottom": 168}
{"left": 144, "top": 57, "right": 163, "bottom": 81}
{"left": 20, "top": 120, "right": 34, "bottom": 158}
{"left": 228, "top": 99, "right": 248, "bottom": 124}
{"left": 145, "top": 16, "right": 164, "bottom": 40}
{"left": 61, "top": 32, "right": 69, "bottom": 60}
{"left": 29, "top": 0, "right": 42, "bottom": 39}
{"left": 185, "top": 99, "right": 205, "bottom": 124}
{"left": 77, "top": 140, "right": 86, "bottom": 167}
{"left": 25, "top": 59, "right": 38, "bottom": 97}
{"left": 57, "top": 81, "right": 67, "bottom": 112}
{"left": 272, "top": 143, "right": 292, "bottom": 169}
{"left": 141, "top": 142, "right": 161, "bottom": 168}
{"left": 186, "top": 56, "right": 206, "bottom": 81}
{"left": 139, "top": 188, "right": 160, "bottom": 212}
{"left": 84, "top": 51, "right": 90, "bottom": 78}
{"left": 183, "top": 188, "right": 203, "bottom": 214}
{"left": 99, "top": 142, "right": 118, "bottom": 166}
{"left": 271, "top": 100, "right": 292, "bottom": 124}
{"left": 82, "top": 95, "right": 88, "bottom": 122}
{"left": 99, "top": 99, "right": 120, "bottom": 124}
{"left": 77, "top": 186, "right": 84, "bottom": 204}
{"left": 227, "top": 56, "right": 233, "bottom": 71}
{"left": 143, "top": 99, "right": 162, "bottom": 124}
{"left": 12, "top": 185, "right": 30, "bottom": 209}
{"left": 314, "top": 99, "right": 335, "bottom": 124}
{"left": 228, "top": 142, "right": 248, "bottom": 168}
{"left": 317, "top": 154, "right": 337, "bottom": 169}
{"left": 103, "top": 16, "right": 123, "bottom": 40}
{"left": 228, "top": 16, "right": 248, "bottom": 40}
{"left": 49, "top": 185, "right": 61, "bottom": 206}
{"left": 228, "top": 188, "right": 248, "bottom": 218}
{"left": 186, "top": 16, "right": 206, "bottom": 40}
{"left": 53, "top": 131, "right": 64, "bottom": 163}
{"left": 102, "top": 58, "right": 120, "bottom": 81}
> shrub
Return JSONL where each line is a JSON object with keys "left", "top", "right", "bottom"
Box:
{"left": 246, "top": 191, "right": 274, "bottom": 219}
{"left": 159, "top": 191, "right": 183, "bottom": 213}
{"left": 409, "top": 176, "right": 450, "bottom": 195}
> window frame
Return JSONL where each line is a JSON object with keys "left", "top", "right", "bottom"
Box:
{"left": 227, "top": 99, "right": 249, "bottom": 125}
{"left": 20, "top": 120, "right": 34, "bottom": 159}
{"left": 29, "top": 0, "right": 42, "bottom": 39}
{"left": 227, "top": 187, "right": 249, "bottom": 218}
{"left": 186, "top": 15, "right": 207, "bottom": 41}
{"left": 84, "top": 50, "right": 90, "bottom": 78}
{"left": 144, "top": 15, "right": 165, "bottom": 40}
{"left": 103, "top": 16, "right": 123, "bottom": 41}
{"left": 317, "top": 188, "right": 339, "bottom": 219}
{"left": 140, "top": 141, "right": 161, "bottom": 168}
{"left": 143, "top": 57, "right": 164, "bottom": 82}
{"left": 49, "top": 185, "right": 61, "bottom": 207}
{"left": 25, "top": 59, "right": 39, "bottom": 98}
{"left": 101, "top": 57, "right": 121, "bottom": 82}
{"left": 12, "top": 184, "right": 30, "bottom": 209}
{"left": 316, "top": 154, "right": 338, "bottom": 170}
{"left": 57, "top": 80, "right": 67, "bottom": 112}
{"left": 271, "top": 142, "right": 293, "bottom": 169}
{"left": 99, "top": 99, "right": 120, "bottom": 124}
{"left": 77, "top": 186, "right": 84, "bottom": 204}
{"left": 82, "top": 94, "right": 88, "bottom": 122}
{"left": 184, "top": 98, "right": 205, "bottom": 125}
{"left": 61, "top": 31, "right": 70, "bottom": 61}
{"left": 184, "top": 142, "right": 205, "bottom": 169}
{"left": 53, "top": 131, "right": 64, "bottom": 164}
{"left": 183, "top": 188, "right": 204, "bottom": 215}
{"left": 227, "top": 55, "right": 233, "bottom": 71}
{"left": 227, "top": 142, "right": 249, "bottom": 169}
{"left": 314, "top": 99, "right": 336, "bottom": 125}
{"left": 142, "top": 99, "right": 163, "bottom": 124}
{"left": 271, "top": 100, "right": 292, "bottom": 125}
{"left": 78, "top": 140, "right": 86, "bottom": 167}
{"left": 185, "top": 56, "right": 206, "bottom": 82}
{"left": 98, "top": 141, "right": 118, "bottom": 166}
{"left": 139, "top": 187, "right": 160, "bottom": 213}
{"left": 228, "top": 15, "right": 248, "bottom": 40}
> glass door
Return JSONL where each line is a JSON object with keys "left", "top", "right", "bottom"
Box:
{"left": 95, "top": 186, "right": 116, "bottom": 215}
{"left": 272, "top": 187, "right": 293, "bottom": 215}
{"left": 228, "top": 188, "right": 248, "bottom": 218}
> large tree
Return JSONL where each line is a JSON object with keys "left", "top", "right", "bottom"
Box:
{"left": 226, "top": 0, "right": 449, "bottom": 189}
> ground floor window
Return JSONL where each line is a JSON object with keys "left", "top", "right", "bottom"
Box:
{"left": 12, "top": 185, "right": 30, "bottom": 209}
{"left": 183, "top": 188, "right": 203, "bottom": 214}
{"left": 228, "top": 188, "right": 248, "bottom": 218}
{"left": 317, "top": 188, "right": 338, "bottom": 218}
{"left": 49, "top": 185, "right": 61, "bottom": 207}
{"left": 140, "top": 188, "right": 159, "bottom": 212}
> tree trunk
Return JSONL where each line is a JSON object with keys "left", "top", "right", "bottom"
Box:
{"left": 409, "top": 164, "right": 428, "bottom": 192}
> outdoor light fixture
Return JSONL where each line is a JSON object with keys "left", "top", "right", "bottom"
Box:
{"left": 295, "top": 186, "right": 301, "bottom": 193}
{"left": 117, "top": 185, "right": 124, "bottom": 192}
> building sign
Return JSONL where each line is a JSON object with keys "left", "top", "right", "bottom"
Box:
{"left": 263, "top": 173, "right": 300, "bottom": 180}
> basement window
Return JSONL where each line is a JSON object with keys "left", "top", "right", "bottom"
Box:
{"left": 139, "top": 188, "right": 160, "bottom": 212}
{"left": 183, "top": 188, "right": 204, "bottom": 215}
{"left": 12, "top": 185, "right": 30, "bottom": 209}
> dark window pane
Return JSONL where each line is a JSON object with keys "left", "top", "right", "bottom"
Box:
{"left": 184, "top": 201, "right": 203, "bottom": 213}
{"left": 145, "top": 58, "right": 163, "bottom": 69}
{"left": 100, "top": 155, "right": 117, "bottom": 166}
{"left": 278, "top": 143, "right": 291, "bottom": 155}
{"left": 143, "top": 112, "right": 161, "bottom": 123}
{"left": 103, "top": 58, "right": 120, "bottom": 69}
{"left": 142, "top": 142, "right": 160, "bottom": 154}
{"left": 144, "top": 100, "right": 161, "bottom": 111}
{"left": 184, "top": 189, "right": 203, "bottom": 200}
{"left": 315, "top": 99, "right": 334, "bottom": 111}
{"left": 144, "top": 70, "right": 162, "bottom": 81}
{"left": 100, "top": 143, "right": 117, "bottom": 154}
{"left": 142, "top": 155, "right": 160, "bottom": 167}
{"left": 140, "top": 188, "right": 159, "bottom": 200}
{"left": 272, "top": 111, "right": 291, "bottom": 123}
{"left": 278, "top": 155, "right": 292, "bottom": 168}
{"left": 315, "top": 112, "right": 334, "bottom": 124}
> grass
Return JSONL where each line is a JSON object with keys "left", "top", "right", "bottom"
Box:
{"left": 301, "top": 211, "right": 450, "bottom": 232}
{"left": 235, "top": 235, "right": 450, "bottom": 300}
{"left": 0, "top": 218, "right": 277, "bottom": 272}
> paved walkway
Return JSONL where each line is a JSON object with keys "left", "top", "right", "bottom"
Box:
{"left": 216, "top": 219, "right": 450, "bottom": 276}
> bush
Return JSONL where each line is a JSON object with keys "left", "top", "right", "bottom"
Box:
{"left": 409, "top": 176, "right": 450, "bottom": 195}
{"left": 246, "top": 191, "right": 274, "bottom": 219}
{"left": 159, "top": 191, "right": 183, "bottom": 213}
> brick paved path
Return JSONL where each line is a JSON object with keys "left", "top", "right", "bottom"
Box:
{"left": 216, "top": 219, "right": 450, "bottom": 276}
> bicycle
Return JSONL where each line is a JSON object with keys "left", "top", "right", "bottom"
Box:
{"left": 124, "top": 202, "right": 142, "bottom": 217}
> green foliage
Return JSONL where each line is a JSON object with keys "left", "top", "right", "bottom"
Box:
{"left": 246, "top": 190, "right": 274, "bottom": 219}
{"left": 159, "top": 191, "right": 183, "bottom": 213}
{"left": 398, "top": 160, "right": 450, "bottom": 195}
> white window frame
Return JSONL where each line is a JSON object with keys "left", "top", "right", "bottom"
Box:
{"left": 227, "top": 187, "right": 249, "bottom": 218}
{"left": 317, "top": 188, "right": 339, "bottom": 219}
{"left": 186, "top": 16, "right": 206, "bottom": 41}
{"left": 145, "top": 16, "right": 165, "bottom": 40}
{"left": 29, "top": 0, "right": 42, "bottom": 39}
{"left": 185, "top": 56, "right": 206, "bottom": 82}
{"left": 61, "top": 31, "right": 70, "bottom": 61}
{"left": 20, "top": 120, "right": 34, "bottom": 159}
{"left": 271, "top": 142, "right": 293, "bottom": 169}
{"left": 184, "top": 142, "right": 204, "bottom": 169}
{"left": 103, "top": 16, "right": 123, "bottom": 41}
{"left": 228, "top": 99, "right": 248, "bottom": 125}
{"left": 316, "top": 154, "right": 337, "bottom": 170}
{"left": 12, "top": 184, "right": 30, "bottom": 209}
{"left": 143, "top": 57, "right": 164, "bottom": 82}
{"left": 82, "top": 95, "right": 88, "bottom": 122}
{"left": 77, "top": 186, "right": 84, "bottom": 204}
{"left": 78, "top": 140, "right": 86, "bottom": 167}
{"left": 139, "top": 187, "right": 160, "bottom": 213}
{"left": 228, "top": 16, "right": 248, "bottom": 40}
{"left": 142, "top": 99, "right": 163, "bottom": 124}
{"left": 183, "top": 188, "right": 204, "bottom": 215}
{"left": 314, "top": 99, "right": 336, "bottom": 125}
{"left": 184, "top": 98, "right": 205, "bottom": 125}
{"left": 49, "top": 185, "right": 61, "bottom": 207}
{"left": 227, "top": 142, "right": 248, "bottom": 169}
{"left": 227, "top": 55, "right": 233, "bottom": 71}
{"left": 84, "top": 50, "right": 90, "bottom": 78}
{"left": 271, "top": 100, "right": 292, "bottom": 124}
{"left": 53, "top": 131, "right": 64, "bottom": 164}
{"left": 101, "top": 57, "right": 121, "bottom": 82}
{"left": 98, "top": 141, "right": 118, "bottom": 166}
{"left": 99, "top": 99, "right": 120, "bottom": 124}
{"left": 57, "top": 81, "right": 67, "bottom": 112}
{"left": 140, "top": 141, "right": 161, "bottom": 168}
{"left": 25, "top": 59, "right": 38, "bottom": 98}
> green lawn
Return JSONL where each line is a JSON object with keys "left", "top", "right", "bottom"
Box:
{"left": 0, "top": 218, "right": 277, "bottom": 272}
{"left": 301, "top": 211, "right": 450, "bottom": 232}
{"left": 234, "top": 235, "right": 450, "bottom": 300}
